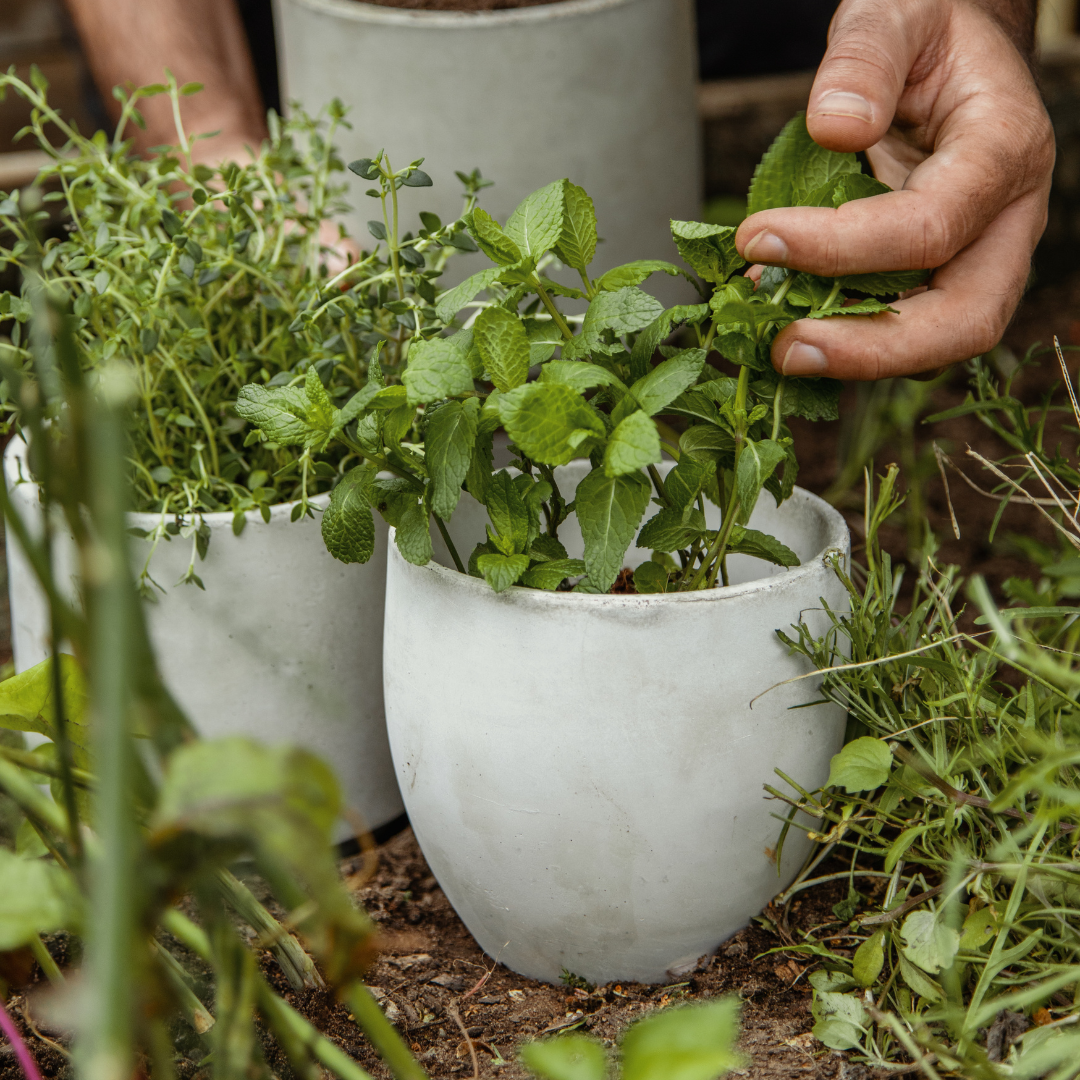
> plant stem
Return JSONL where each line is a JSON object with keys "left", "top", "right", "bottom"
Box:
{"left": 771, "top": 376, "right": 787, "bottom": 441}
{"left": 434, "top": 514, "right": 465, "bottom": 573}
{"left": 29, "top": 935, "right": 63, "bottom": 985}
{"left": 531, "top": 279, "right": 574, "bottom": 340}
{"left": 647, "top": 464, "right": 670, "bottom": 507}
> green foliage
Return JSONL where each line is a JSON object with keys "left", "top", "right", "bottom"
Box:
{"left": 522, "top": 999, "right": 745, "bottom": 1080}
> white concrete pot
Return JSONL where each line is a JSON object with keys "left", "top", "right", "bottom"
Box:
{"left": 272, "top": 0, "right": 701, "bottom": 302}
{"left": 384, "top": 461, "right": 850, "bottom": 984}
{"left": 4, "top": 438, "right": 404, "bottom": 838}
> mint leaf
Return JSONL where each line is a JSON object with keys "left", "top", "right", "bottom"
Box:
{"left": 747, "top": 113, "right": 859, "bottom": 215}
{"left": 670, "top": 221, "right": 745, "bottom": 283}
{"left": 837, "top": 268, "right": 930, "bottom": 297}
{"left": 827, "top": 736, "right": 892, "bottom": 792}
{"left": 474, "top": 306, "right": 531, "bottom": 392}
{"left": 467, "top": 207, "right": 522, "bottom": 265}
{"left": 735, "top": 437, "right": 786, "bottom": 521}
{"left": 779, "top": 377, "right": 842, "bottom": 421}
{"left": 485, "top": 470, "right": 530, "bottom": 554}
{"left": 807, "top": 299, "right": 897, "bottom": 318}
{"left": 321, "top": 467, "right": 376, "bottom": 564}
{"left": 521, "top": 558, "right": 587, "bottom": 591}
{"left": 629, "top": 349, "right": 707, "bottom": 416}
{"left": 435, "top": 266, "right": 502, "bottom": 322}
{"left": 637, "top": 506, "right": 707, "bottom": 551}
{"left": 595, "top": 260, "right": 681, "bottom": 292}
{"left": 575, "top": 467, "right": 651, "bottom": 592}
{"left": 553, "top": 181, "right": 598, "bottom": 272}
{"left": 402, "top": 336, "right": 474, "bottom": 405}
{"left": 579, "top": 287, "right": 664, "bottom": 354}
{"left": 395, "top": 499, "right": 433, "bottom": 565}
{"left": 540, "top": 360, "right": 626, "bottom": 394}
{"left": 665, "top": 455, "right": 714, "bottom": 512}
{"left": 629, "top": 304, "right": 709, "bottom": 380}
{"left": 604, "top": 409, "right": 661, "bottom": 477}
{"left": 477, "top": 552, "right": 530, "bottom": 592}
{"left": 680, "top": 424, "right": 735, "bottom": 467}
{"left": 235, "top": 384, "right": 310, "bottom": 445}
{"left": 426, "top": 399, "right": 478, "bottom": 519}
{"left": 465, "top": 428, "right": 494, "bottom": 504}
{"left": 505, "top": 179, "right": 565, "bottom": 260}
{"left": 497, "top": 382, "right": 606, "bottom": 466}
{"left": 633, "top": 561, "right": 670, "bottom": 593}
{"left": 728, "top": 526, "right": 799, "bottom": 568}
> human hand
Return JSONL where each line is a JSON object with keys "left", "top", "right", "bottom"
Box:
{"left": 734, "top": 0, "right": 1054, "bottom": 380}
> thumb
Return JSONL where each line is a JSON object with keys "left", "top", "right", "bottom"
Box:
{"left": 806, "top": 0, "right": 938, "bottom": 153}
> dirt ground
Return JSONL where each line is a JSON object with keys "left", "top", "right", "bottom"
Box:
{"left": 1, "top": 277, "right": 1078, "bottom": 1080}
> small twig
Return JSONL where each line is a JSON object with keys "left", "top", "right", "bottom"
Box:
{"left": 538, "top": 1011, "right": 586, "bottom": 1036}
{"left": 446, "top": 1003, "right": 479, "bottom": 1080}
{"left": 932, "top": 443, "right": 960, "bottom": 540}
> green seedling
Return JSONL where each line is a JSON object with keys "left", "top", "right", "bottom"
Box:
{"left": 237, "top": 114, "right": 926, "bottom": 593}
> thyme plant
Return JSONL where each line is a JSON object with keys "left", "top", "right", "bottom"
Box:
{"left": 237, "top": 114, "right": 926, "bottom": 593}
{"left": 0, "top": 71, "right": 483, "bottom": 589}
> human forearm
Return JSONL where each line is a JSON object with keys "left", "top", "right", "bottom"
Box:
{"left": 63, "top": 0, "right": 267, "bottom": 161}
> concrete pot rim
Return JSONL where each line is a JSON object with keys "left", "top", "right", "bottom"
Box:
{"left": 390, "top": 483, "right": 849, "bottom": 607}
{"left": 4, "top": 434, "right": 327, "bottom": 530}
{"left": 285, "top": 0, "right": 637, "bottom": 30}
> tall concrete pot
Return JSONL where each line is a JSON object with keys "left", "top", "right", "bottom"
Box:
{"left": 383, "top": 461, "right": 850, "bottom": 984}
{"left": 4, "top": 438, "right": 404, "bottom": 839}
{"left": 272, "top": 0, "right": 701, "bottom": 301}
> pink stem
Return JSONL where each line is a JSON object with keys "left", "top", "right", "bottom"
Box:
{"left": 0, "top": 999, "right": 44, "bottom": 1080}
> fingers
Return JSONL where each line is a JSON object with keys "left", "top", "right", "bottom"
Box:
{"left": 803, "top": 0, "right": 935, "bottom": 154}
{"left": 767, "top": 191, "right": 1044, "bottom": 380}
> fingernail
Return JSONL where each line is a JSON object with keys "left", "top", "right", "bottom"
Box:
{"left": 742, "top": 230, "right": 789, "bottom": 265}
{"left": 782, "top": 341, "right": 828, "bottom": 376}
{"left": 811, "top": 90, "right": 873, "bottom": 124}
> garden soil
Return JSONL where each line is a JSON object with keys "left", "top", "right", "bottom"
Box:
{"left": 1, "top": 276, "right": 1078, "bottom": 1080}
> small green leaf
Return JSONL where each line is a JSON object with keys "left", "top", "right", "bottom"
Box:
{"left": 779, "top": 377, "right": 842, "bottom": 422}
{"left": 426, "top": 399, "right": 478, "bottom": 520}
{"left": 497, "top": 383, "right": 606, "bottom": 466}
{"left": 810, "top": 992, "right": 867, "bottom": 1052}
{"left": 807, "top": 299, "right": 897, "bottom": 318}
{"left": 637, "top": 507, "right": 707, "bottom": 552}
{"left": 620, "top": 998, "right": 746, "bottom": 1080}
{"left": 575, "top": 467, "right": 651, "bottom": 592}
{"left": 395, "top": 500, "right": 433, "bottom": 565}
{"left": 604, "top": 410, "right": 661, "bottom": 478}
{"left": 579, "top": 287, "right": 664, "bottom": 354}
{"left": 960, "top": 905, "right": 999, "bottom": 951}
{"left": 474, "top": 306, "right": 532, "bottom": 392}
{"left": 837, "top": 268, "right": 930, "bottom": 297}
{"left": 670, "top": 221, "right": 745, "bottom": 283}
{"left": 852, "top": 931, "right": 885, "bottom": 988}
{"left": 629, "top": 350, "right": 707, "bottom": 417}
{"left": 435, "top": 267, "right": 502, "bottom": 322}
{"left": 520, "top": 1034, "right": 608, "bottom": 1080}
{"left": 485, "top": 470, "right": 531, "bottom": 554}
{"left": 827, "top": 737, "right": 893, "bottom": 793}
{"left": 727, "top": 526, "right": 799, "bottom": 568}
{"left": 554, "top": 182, "right": 598, "bottom": 272}
{"left": 900, "top": 910, "right": 960, "bottom": 975}
{"left": 321, "top": 468, "right": 375, "bottom": 564}
{"left": 596, "top": 260, "right": 681, "bottom": 292}
{"left": 504, "top": 180, "right": 565, "bottom": 260}
{"left": 477, "top": 552, "right": 530, "bottom": 592}
{"left": 402, "top": 337, "right": 474, "bottom": 406}
{"left": 540, "top": 360, "right": 626, "bottom": 394}
{"left": 235, "top": 384, "right": 314, "bottom": 445}
{"left": 898, "top": 955, "right": 944, "bottom": 1003}
{"left": 0, "top": 849, "right": 77, "bottom": 950}
{"left": 735, "top": 438, "right": 786, "bottom": 521}
{"left": 521, "top": 558, "right": 586, "bottom": 591}
{"left": 633, "top": 561, "right": 670, "bottom": 593}
{"left": 467, "top": 207, "right": 522, "bottom": 266}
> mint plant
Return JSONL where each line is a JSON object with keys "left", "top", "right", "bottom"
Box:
{"left": 0, "top": 71, "right": 483, "bottom": 591}
{"left": 236, "top": 114, "right": 927, "bottom": 593}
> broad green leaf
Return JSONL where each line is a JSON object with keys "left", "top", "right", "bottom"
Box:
{"left": 426, "top": 399, "right": 478, "bottom": 519}
{"left": 735, "top": 438, "right": 786, "bottom": 521}
{"left": 633, "top": 561, "right": 670, "bottom": 593}
{"left": 235, "top": 384, "right": 310, "bottom": 445}
{"left": 435, "top": 267, "right": 502, "bottom": 322}
{"left": 637, "top": 507, "right": 707, "bottom": 552}
{"left": 680, "top": 424, "right": 735, "bottom": 467}
{"left": 670, "top": 221, "right": 745, "bottom": 284}
{"left": 898, "top": 955, "right": 944, "bottom": 1003}
{"left": 596, "top": 260, "right": 681, "bottom": 292}
{"left": 0, "top": 654, "right": 89, "bottom": 744}
{"left": 304, "top": 366, "right": 335, "bottom": 433}
{"left": 630, "top": 350, "right": 707, "bottom": 417}
{"left": 827, "top": 737, "right": 892, "bottom": 793}
{"left": 465, "top": 428, "right": 494, "bottom": 504}
{"left": 553, "top": 181, "right": 597, "bottom": 272}
{"left": 395, "top": 500, "right": 433, "bottom": 565}
{"left": 852, "top": 931, "right": 885, "bottom": 988}
{"left": 747, "top": 113, "right": 859, "bottom": 216}
{"left": 802, "top": 171, "right": 891, "bottom": 208}
{"left": 0, "top": 849, "right": 77, "bottom": 950}
{"left": 402, "top": 337, "right": 474, "bottom": 406}
{"left": 321, "top": 467, "right": 375, "bottom": 564}
{"left": 540, "top": 360, "right": 626, "bottom": 394}
{"left": 630, "top": 304, "right": 709, "bottom": 381}
{"left": 779, "top": 377, "right": 842, "bottom": 421}
{"left": 474, "top": 307, "right": 531, "bottom": 392}
{"left": 505, "top": 180, "right": 565, "bottom": 260}
{"left": 837, "top": 268, "right": 930, "bottom": 297}
{"left": 575, "top": 468, "right": 651, "bottom": 592}
{"left": 497, "top": 382, "right": 606, "bottom": 466}
{"left": 367, "top": 385, "right": 409, "bottom": 411}
{"left": 807, "top": 299, "right": 897, "bottom": 318}
{"left": 884, "top": 825, "right": 928, "bottom": 873}
{"left": 727, "top": 526, "right": 799, "bottom": 568}
{"left": 620, "top": 998, "right": 746, "bottom": 1080}
{"left": 811, "top": 1017, "right": 863, "bottom": 1052}
{"left": 521, "top": 558, "right": 587, "bottom": 591}
{"left": 811, "top": 991, "right": 867, "bottom": 1052}
{"left": 477, "top": 552, "right": 530, "bottom": 593}
{"left": 960, "top": 904, "right": 999, "bottom": 950}
{"left": 530, "top": 535, "right": 570, "bottom": 562}
{"left": 520, "top": 1034, "right": 608, "bottom": 1080}
{"left": 900, "top": 910, "right": 960, "bottom": 975}
{"left": 809, "top": 971, "right": 858, "bottom": 993}
{"left": 485, "top": 471, "right": 530, "bottom": 555}
{"left": 665, "top": 455, "right": 714, "bottom": 512}
{"left": 604, "top": 410, "right": 661, "bottom": 477}
{"left": 579, "top": 287, "right": 664, "bottom": 354}
{"left": 466, "top": 207, "right": 522, "bottom": 265}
